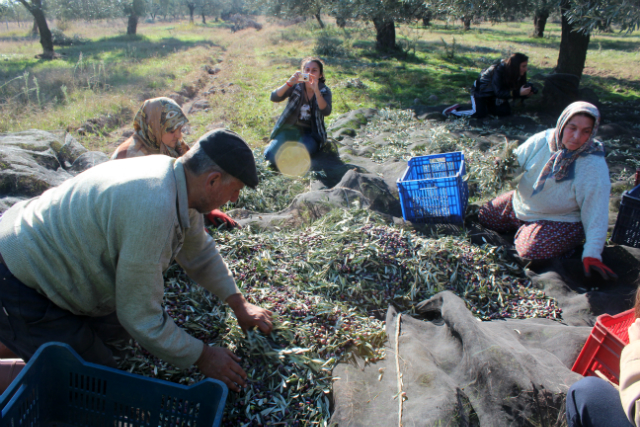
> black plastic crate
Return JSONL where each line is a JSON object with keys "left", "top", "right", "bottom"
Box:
{"left": 611, "top": 184, "right": 640, "bottom": 248}
{"left": 0, "top": 342, "right": 227, "bottom": 427}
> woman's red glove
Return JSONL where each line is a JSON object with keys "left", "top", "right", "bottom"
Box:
{"left": 583, "top": 257, "right": 618, "bottom": 280}
{"left": 206, "top": 210, "right": 240, "bottom": 229}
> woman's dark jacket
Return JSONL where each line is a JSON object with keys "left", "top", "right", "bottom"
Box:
{"left": 474, "top": 62, "right": 525, "bottom": 100}
{"left": 270, "top": 82, "right": 332, "bottom": 149}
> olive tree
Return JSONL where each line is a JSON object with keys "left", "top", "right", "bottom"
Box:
{"left": 11, "top": 0, "right": 55, "bottom": 57}
{"left": 155, "top": 0, "right": 183, "bottom": 19}
{"left": 198, "top": 0, "right": 211, "bottom": 23}
{"left": 565, "top": 0, "right": 640, "bottom": 32}
{"left": 148, "top": 0, "right": 163, "bottom": 19}
{"left": 49, "top": 0, "right": 118, "bottom": 21}
{"left": 258, "top": 0, "right": 423, "bottom": 51}
{"left": 1, "top": 0, "right": 32, "bottom": 25}
{"left": 220, "top": 0, "right": 246, "bottom": 18}
{"left": 332, "top": 0, "right": 426, "bottom": 51}
{"left": 259, "top": 0, "right": 326, "bottom": 28}
{"left": 180, "top": 0, "right": 226, "bottom": 24}
{"left": 552, "top": 0, "right": 590, "bottom": 77}
{"left": 427, "top": 0, "right": 528, "bottom": 31}
{"left": 48, "top": 0, "right": 146, "bottom": 35}
{"left": 0, "top": 2, "right": 14, "bottom": 29}
{"left": 532, "top": 0, "right": 551, "bottom": 37}
{"left": 184, "top": 0, "right": 197, "bottom": 22}
{"left": 122, "top": 0, "right": 146, "bottom": 34}
{"left": 72, "top": 0, "right": 145, "bottom": 35}
{"left": 548, "top": 0, "right": 639, "bottom": 78}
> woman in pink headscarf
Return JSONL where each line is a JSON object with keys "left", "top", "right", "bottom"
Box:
{"left": 478, "top": 101, "right": 616, "bottom": 279}
{"left": 112, "top": 97, "right": 190, "bottom": 160}
{"left": 112, "top": 97, "right": 238, "bottom": 227}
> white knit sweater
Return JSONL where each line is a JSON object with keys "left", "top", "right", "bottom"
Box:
{"left": 512, "top": 129, "right": 611, "bottom": 260}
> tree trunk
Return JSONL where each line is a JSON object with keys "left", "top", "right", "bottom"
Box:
{"left": 188, "top": 5, "right": 194, "bottom": 23}
{"left": 20, "top": 0, "right": 55, "bottom": 58}
{"left": 533, "top": 9, "right": 549, "bottom": 38}
{"left": 127, "top": 13, "right": 138, "bottom": 35}
{"left": 31, "top": 17, "right": 38, "bottom": 35}
{"left": 556, "top": 0, "right": 590, "bottom": 79}
{"left": 34, "top": 12, "right": 53, "bottom": 57}
{"left": 201, "top": 12, "right": 206, "bottom": 24}
{"left": 422, "top": 11, "right": 432, "bottom": 27}
{"left": 462, "top": 17, "right": 471, "bottom": 31}
{"left": 314, "top": 13, "right": 324, "bottom": 29}
{"left": 372, "top": 17, "right": 396, "bottom": 51}
{"left": 336, "top": 17, "right": 346, "bottom": 28}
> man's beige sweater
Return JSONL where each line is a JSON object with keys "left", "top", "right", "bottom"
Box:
{"left": 0, "top": 155, "right": 239, "bottom": 369}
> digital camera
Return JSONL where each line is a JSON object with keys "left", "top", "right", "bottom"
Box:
{"left": 524, "top": 82, "right": 538, "bottom": 94}
{"left": 299, "top": 73, "right": 310, "bottom": 82}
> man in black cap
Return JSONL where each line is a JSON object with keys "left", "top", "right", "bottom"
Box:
{"left": 0, "top": 129, "right": 270, "bottom": 392}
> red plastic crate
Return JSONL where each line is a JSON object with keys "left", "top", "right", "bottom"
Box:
{"left": 571, "top": 309, "right": 636, "bottom": 385}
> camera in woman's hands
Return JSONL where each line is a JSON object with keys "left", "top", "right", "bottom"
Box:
{"left": 298, "top": 73, "right": 310, "bottom": 82}
{"left": 523, "top": 82, "right": 538, "bottom": 94}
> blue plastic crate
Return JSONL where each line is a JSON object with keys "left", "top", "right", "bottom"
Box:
{"left": 612, "top": 184, "right": 640, "bottom": 248}
{"left": 0, "top": 342, "right": 228, "bottom": 427}
{"left": 396, "top": 152, "right": 469, "bottom": 224}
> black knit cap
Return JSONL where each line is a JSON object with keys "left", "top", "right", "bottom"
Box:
{"left": 198, "top": 129, "right": 259, "bottom": 189}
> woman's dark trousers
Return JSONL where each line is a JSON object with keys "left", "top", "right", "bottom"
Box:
{"left": 472, "top": 96, "right": 512, "bottom": 119}
{"left": 566, "top": 376, "right": 633, "bottom": 427}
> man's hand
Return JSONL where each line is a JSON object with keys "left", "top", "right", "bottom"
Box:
{"left": 629, "top": 318, "right": 640, "bottom": 343}
{"left": 196, "top": 345, "right": 246, "bottom": 392}
{"left": 226, "top": 293, "right": 273, "bottom": 334}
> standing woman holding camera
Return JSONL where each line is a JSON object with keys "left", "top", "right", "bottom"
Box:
{"left": 264, "top": 57, "right": 332, "bottom": 170}
{"left": 443, "top": 52, "right": 534, "bottom": 119}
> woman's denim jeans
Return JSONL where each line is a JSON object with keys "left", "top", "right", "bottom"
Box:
{"left": 264, "top": 127, "right": 319, "bottom": 165}
{"left": 566, "top": 377, "right": 633, "bottom": 427}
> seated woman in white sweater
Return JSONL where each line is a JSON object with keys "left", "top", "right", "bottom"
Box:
{"left": 478, "top": 101, "right": 616, "bottom": 279}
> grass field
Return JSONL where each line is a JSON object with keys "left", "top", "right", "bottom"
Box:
{"left": 1, "top": 16, "right": 639, "bottom": 152}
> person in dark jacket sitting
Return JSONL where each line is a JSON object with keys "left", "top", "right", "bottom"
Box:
{"left": 443, "top": 53, "right": 535, "bottom": 119}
